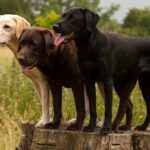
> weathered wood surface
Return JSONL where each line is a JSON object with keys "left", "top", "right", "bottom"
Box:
{"left": 132, "top": 131, "right": 150, "bottom": 150}
{"left": 17, "top": 123, "right": 150, "bottom": 150}
{"left": 16, "top": 123, "right": 35, "bottom": 150}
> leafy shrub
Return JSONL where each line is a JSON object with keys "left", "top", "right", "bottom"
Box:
{"left": 34, "top": 10, "right": 60, "bottom": 28}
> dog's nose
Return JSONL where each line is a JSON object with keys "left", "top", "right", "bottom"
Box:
{"left": 53, "top": 24, "right": 60, "bottom": 32}
{"left": 18, "top": 56, "right": 26, "bottom": 65}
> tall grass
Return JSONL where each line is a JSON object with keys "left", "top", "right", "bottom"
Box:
{"left": 0, "top": 46, "right": 147, "bottom": 150}
{"left": 0, "top": 47, "right": 40, "bottom": 150}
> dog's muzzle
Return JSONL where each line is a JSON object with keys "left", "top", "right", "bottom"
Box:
{"left": 53, "top": 24, "right": 61, "bottom": 33}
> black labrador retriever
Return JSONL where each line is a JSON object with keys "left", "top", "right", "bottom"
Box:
{"left": 53, "top": 7, "right": 150, "bottom": 134}
{"left": 17, "top": 27, "right": 86, "bottom": 131}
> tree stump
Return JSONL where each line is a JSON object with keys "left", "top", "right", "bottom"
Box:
{"left": 16, "top": 123, "right": 35, "bottom": 150}
{"left": 132, "top": 131, "right": 150, "bottom": 150}
{"left": 17, "top": 123, "right": 150, "bottom": 150}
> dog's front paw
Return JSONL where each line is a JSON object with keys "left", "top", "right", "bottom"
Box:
{"left": 43, "top": 122, "right": 60, "bottom": 129}
{"left": 119, "top": 125, "right": 131, "bottom": 131}
{"left": 35, "top": 119, "right": 49, "bottom": 128}
{"left": 83, "top": 125, "right": 95, "bottom": 132}
{"left": 67, "top": 123, "right": 81, "bottom": 131}
{"left": 101, "top": 127, "right": 112, "bottom": 135}
{"left": 134, "top": 125, "right": 147, "bottom": 131}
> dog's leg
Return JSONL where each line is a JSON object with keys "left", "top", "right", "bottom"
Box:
{"left": 114, "top": 81, "right": 133, "bottom": 131}
{"left": 67, "top": 83, "right": 85, "bottom": 131}
{"left": 101, "top": 79, "right": 113, "bottom": 135}
{"left": 135, "top": 73, "right": 150, "bottom": 131}
{"left": 83, "top": 81, "right": 97, "bottom": 132}
{"left": 119, "top": 99, "right": 133, "bottom": 131}
{"left": 83, "top": 82, "right": 105, "bottom": 128}
{"left": 84, "top": 85, "right": 90, "bottom": 115}
{"left": 23, "top": 70, "right": 42, "bottom": 103}
{"left": 32, "top": 80, "right": 42, "bottom": 102}
{"left": 83, "top": 82, "right": 105, "bottom": 119}
{"left": 44, "top": 81, "right": 62, "bottom": 129}
{"left": 68, "top": 85, "right": 88, "bottom": 124}
{"left": 23, "top": 69, "right": 50, "bottom": 128}
{"left": 96, "top": 82, "right": 105, "bottom": 127}
{"left": 77, "top": 82, "right": 105, "bottom": 128}
{"left": 125, "top": 100, "right": 133, "bottom": 129}
{"left": 112, "top": 78, "right": 136, "bottom": 132}
{"left": 35, "top": 79, "right": 50, "bottom": 127}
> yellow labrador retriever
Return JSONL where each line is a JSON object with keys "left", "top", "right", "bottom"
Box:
{"left": 0, "top": 14, "right": 50, "bottom": 127}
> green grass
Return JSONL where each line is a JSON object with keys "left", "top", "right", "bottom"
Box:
{"left": 0, "top": 46, "right": 147, "bottom": 150}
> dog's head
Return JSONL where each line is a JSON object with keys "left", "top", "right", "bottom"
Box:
{"left": 53, "top": 7, "right": 100, "bottom": 46}
{"left": 0, "top": 14, "right": 30, "bottom": 45}
{"left": 17, "top": 27, "right": 55, "bottom": 72}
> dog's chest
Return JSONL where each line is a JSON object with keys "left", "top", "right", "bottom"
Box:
{"left": 37, "top": 63, "right": 80, "bottom": 87}
{"left": 78, "top": 58, "right": 105, "bottom": 81}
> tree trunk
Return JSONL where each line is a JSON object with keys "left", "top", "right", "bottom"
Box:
{"left": 17, "top": 123, "right": 150, "bottom": 150}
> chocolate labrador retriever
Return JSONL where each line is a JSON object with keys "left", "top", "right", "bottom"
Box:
{"left": 17, "top": 27, "right": 86, "bottom": 130}
{"left": 53, "top": 7, "right": 150, "bottom": 134}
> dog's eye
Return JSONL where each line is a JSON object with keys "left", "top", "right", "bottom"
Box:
{"left": 3, "top": 25, "right": 11, "bottom": 29}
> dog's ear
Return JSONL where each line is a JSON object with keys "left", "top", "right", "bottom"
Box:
{"left": 17, "top": 28, "right": 27, "bottom": 52}
{"left": 14, "top": 16, "right": 31, "bottom": 39}
{"left": 42, "top": 29, "right": 55, "bottom": 56}
{"left": 84, "top": 9, "right": 100, "bottom": 32}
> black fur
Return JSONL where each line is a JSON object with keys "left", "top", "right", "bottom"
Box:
{"left": 53, "top": 7, "right": 150, "bottom": 134}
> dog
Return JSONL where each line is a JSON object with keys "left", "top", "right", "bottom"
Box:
{"left": 53, "top": 7, "right": 150, "bottom": 134}
{"left": 17, "top": 27, "right": 87, "bottom": 130}
{"left": 0, "top": 14, "right": 50, "bottom": 127}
